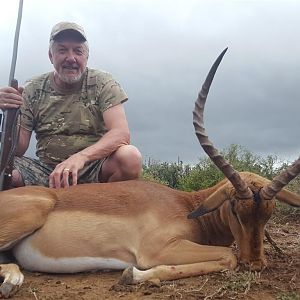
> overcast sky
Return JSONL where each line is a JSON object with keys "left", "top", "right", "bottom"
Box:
{"left": 1, "top": 0, "right": 299, "bottom": 164}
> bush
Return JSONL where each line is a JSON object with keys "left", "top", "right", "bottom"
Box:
{"left": 142, "top": 159, "right": 190, "bottom": 188}
{"left": 142, "top": 144, "right": 299, "bottom": 192}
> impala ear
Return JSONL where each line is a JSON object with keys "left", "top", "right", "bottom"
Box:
{"left": 187, "top": 184, "right": 231, "bottom": 219}
{"left": 275, "top": 189, "right": 300, "bottom": 207}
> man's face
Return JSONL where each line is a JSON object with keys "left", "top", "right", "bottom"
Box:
{"left": 49, "top": 36, "right": 88, "bottom": 85}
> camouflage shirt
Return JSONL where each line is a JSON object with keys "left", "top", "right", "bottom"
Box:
{"left": 20, "top": 68, "right": 128, "bottom": 167}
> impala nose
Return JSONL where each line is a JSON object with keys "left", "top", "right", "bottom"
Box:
{"left": 239, "top": 258, "right": 267, "bottom": 272}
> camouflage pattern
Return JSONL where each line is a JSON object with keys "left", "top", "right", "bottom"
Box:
{"left": 20, "top": 68, "right": 128, "bottom": 168}
{"left": 14, "top": 156, "right": 106, "bottom": 187}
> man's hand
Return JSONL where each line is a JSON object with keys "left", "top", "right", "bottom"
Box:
{"left": 0, "top": 86, "right": 24, "bottom": 110}
{"left": 49, "top": 152, "right": 88, "bottom": 188}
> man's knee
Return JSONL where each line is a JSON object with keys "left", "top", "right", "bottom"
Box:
{"left": 116, "top": 145, "right": 142, "bottom": 177}
{"left": 12, "top": 169, "right": 24, "bottom": 187}
{"left": 102, "top": 145, "right": 142, "bottom": 182}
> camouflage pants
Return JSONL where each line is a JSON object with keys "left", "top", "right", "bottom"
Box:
{"left": 14, "top": 156, "right": 106, "bottom": 187}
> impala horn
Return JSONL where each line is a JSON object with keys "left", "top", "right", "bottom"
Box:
{"left": 260, "top": 157, "right": 300, "bottom": 201}
{"left": 193, "top": 48, "right": 252, "bottom": 200}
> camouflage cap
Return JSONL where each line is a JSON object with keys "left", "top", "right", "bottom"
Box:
{"left": 50, "top": 22, "right": 87, "bottom": 42}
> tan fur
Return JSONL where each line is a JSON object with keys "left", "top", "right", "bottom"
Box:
{"left": 0, "top": 187, "right": 56, "bottom": 249}
{"left": 0, "top": 172, "right": 299, "bottom": 297}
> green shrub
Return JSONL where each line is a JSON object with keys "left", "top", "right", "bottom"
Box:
{"left": 142, "top": 144, "right": 299, "bottom": 194}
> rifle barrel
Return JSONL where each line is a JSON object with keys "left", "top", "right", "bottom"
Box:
{"left": 9, "top": 0, "right": 24, "bottom": 85}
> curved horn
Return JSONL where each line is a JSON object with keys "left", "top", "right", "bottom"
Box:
{"left": 193, "top": 48, "right": 252, "bottom": 199}
{"left": 260, "top": 157, "right": 300, "bottom": 200}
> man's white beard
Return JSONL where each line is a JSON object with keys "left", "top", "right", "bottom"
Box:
{"left": 58, "top": 72, "right": 83, "bottom": 84}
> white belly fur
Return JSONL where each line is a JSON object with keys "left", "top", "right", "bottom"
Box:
{"left": 13, "top": 236, "right": 132, "bottom": 273}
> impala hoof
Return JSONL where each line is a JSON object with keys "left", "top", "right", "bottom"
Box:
{"left": 119, "top": 267, "right": 134, "bottom": 285}
{"left": 0, "top": 282, "right": 17, "bottom": 298}
{"left": 0, "top": 264, "right": 24, "bottom": 298}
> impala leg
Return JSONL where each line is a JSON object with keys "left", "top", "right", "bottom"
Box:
{"left": 120, "top": 260, "right": 230, "bottom": 284}
{"left": 120, "top": 239, "right": 237, "bottom": 284}
{"left": 0, "top": 189, "right": 56, "bottom": 250}
{"left": 0, "top": 190, "right": 56, "bottom": 297}
{"left": 0, "top": 264, "right": 24, "bottom": 298}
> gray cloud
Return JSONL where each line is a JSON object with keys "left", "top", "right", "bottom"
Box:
{"left": 1, "top": 0, "right": 299, "bottom": 164}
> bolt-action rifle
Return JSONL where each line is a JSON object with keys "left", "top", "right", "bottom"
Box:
{"left": 0, "top": 0, "right": 23, "bottom": 191}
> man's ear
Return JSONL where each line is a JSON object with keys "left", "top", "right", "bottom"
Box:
{"left": 48, "top": 49, "right": 53, "bottom": 64}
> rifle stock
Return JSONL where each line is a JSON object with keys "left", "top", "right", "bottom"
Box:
{"left": 0, "top": 79, "right": 20, "bottom": 190}
{"left": 0, "top": 0, "right": 24, "bottom": 190}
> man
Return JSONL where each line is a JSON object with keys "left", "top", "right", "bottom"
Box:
{"left": 0, "top": 22, "right": 142, "bottom": 188}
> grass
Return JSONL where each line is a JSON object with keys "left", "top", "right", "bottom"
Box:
{"left": 276, "top": 292, "right": 300, "bottom": 300}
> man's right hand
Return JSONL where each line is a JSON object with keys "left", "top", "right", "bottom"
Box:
{"left": 0, "top": 86, "right": 24, "bottom": 110}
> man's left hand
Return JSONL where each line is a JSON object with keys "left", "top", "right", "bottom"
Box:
{"left": 49, "top": 153, "right": 87, "bottom": 188}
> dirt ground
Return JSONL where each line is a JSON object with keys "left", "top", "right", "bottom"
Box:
{"left": 7, "top": 212, "right": 300, "bottom": 300}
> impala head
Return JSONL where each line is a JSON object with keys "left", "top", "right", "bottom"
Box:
{"left": 188, "top": 48, "right": 300, "bottom": 270}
